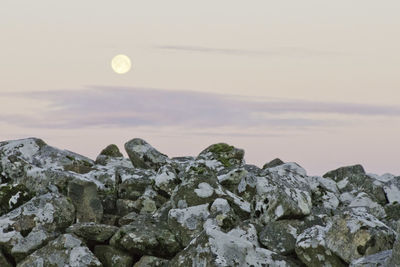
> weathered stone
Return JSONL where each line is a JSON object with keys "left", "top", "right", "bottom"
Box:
{"left": 324, "top": 164, "right": 387, "bottom": 205}
{"left": 133, "top": 256, "right": 169, "bottom": 267}
{"left": 295, "top": 225, "right": 346, "bottom": 267}
{"left": 197, "top": 143, "right": 244, "bottom": 169}
{"left": 253, "top": 163, "right": 312, "bottom": 223}
{"left": 94, "top": 245, "right": 133, "bottom": 267}
{"left": 383, "top": 177, "right": 400, "bottom": 204}
{"left": 0, "top": 250, "right": 12, "bottom": 267}
{"left": 152, "top": 165, "right": 179, "bottom": 197}
{"left": 0, "top": 183, "right": 33, "bottom": 216}
{"left": 68, "top": 178, "right": 103, "bottom": 223}
{"left": 168, "top": 204, "right": 210, "bottom": 246}
{"left": 263, "top": 158, "right": 284, "bottom": 169}
{"left": 350, "top": 250, "right": 392, "bottom": 266}
{"left": 0, "top": 193, "right": 75, "bottom": 255}
{"left": 325, "top": 209, "right": 396, "bottom": 263}
{"left": 66, "top": 222, "right": 118, "bottom": 243}
{"left": 17, "top": 234, "right": 102, "bottom": 267}
{"left": 125, "top": 138, "right": 169, "bottom": 170}
{"left": 110, "top": 214, "right": 181, "bottom": 258}
{"left": 169, "top": 223, "right": 298, "bottom": 267}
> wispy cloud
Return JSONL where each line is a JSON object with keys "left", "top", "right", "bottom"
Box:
{"left": 155, "top": 45, "right": 343, "bottom": 57}
{"left": 1, "top": 86, "right": 399, "bottom": 131}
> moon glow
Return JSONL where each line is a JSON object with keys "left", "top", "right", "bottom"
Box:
{"left": 111, "top": 54, "right": 131, "bottom": 74}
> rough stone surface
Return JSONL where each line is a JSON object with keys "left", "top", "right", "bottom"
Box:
{"left": 125, "top": 138, "right": 169, "bottom": 170}
{"left": 68, "top": 178, "right": 103, "bottom": 223}
{"left": 94, "top": 245, "right": 133, "bottom": 267}
{"left": 66, "top": 222, "right": 119, "bottom": 242}
{"left": 0, "top": 137, "right": 399, "bottom": 266}
{"left": 17, "top": 234, "right": 102, "bottom": 267}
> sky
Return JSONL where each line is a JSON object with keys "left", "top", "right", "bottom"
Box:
{"left": 1, "top": 1, "right": 400, "bottom": 175}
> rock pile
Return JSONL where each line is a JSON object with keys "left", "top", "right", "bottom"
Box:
{"left": 0, "top": 137, "right": 399, "bottom": 266}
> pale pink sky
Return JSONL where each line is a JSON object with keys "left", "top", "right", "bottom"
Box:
{"left": 1, "top": 1, "right": 400, "bottom": 175}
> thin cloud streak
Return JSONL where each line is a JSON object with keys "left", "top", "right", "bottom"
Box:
{"left": 155, "top": 45, "right": 344, "bottom": 57}
{"left": 1, "top": 86, "right": 399, "bottom": 130}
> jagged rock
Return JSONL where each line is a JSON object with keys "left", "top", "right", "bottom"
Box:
{"left": 0, "top": 193, "right": 75, "bottom": 256}
{"left": 169, "top": 223, "right": 298, "bottom": 267}
{"left": 263, "top": 158, "right": 284, "bottom": 169}
{"left": 0, "top": 183, "right": 33, "bottom": 216}
{"left": 95, "top": 144, "right": 123, "bottom": 165}
{"left": 110, "top": 214, "right": 181, "bottom": 258}
{"left": 68, "top": 178, "right": 103, "bottom": 223}
{"left": 152, "top": 165, "right": 179, "bottom": 197}
{"left": 94, "top": 245, "right": 134, "bottom": 267}
{"left": 348, "top": 192, "right": 386, "bottom": 219}
{"left": 168, "top": 203, "right": 210, "bottom": 246}
{"left": 1, "top": 137, "right": 399, "bottom": 266}
{"left": 383, "top": 177, "right": 400, "bottom": 204}
{"left": 388, "top": 225, "right": 400, "bottom": 266}
{"left": 325, "top": 209, "right": 396, "bottom": 263}
{"left": 170, "top": 163, "right": 220, "bottom": 208}
{"left": 11, "top": 227, "right": 58, "bottom": 262}
{"left": 295, "top": 225, "right": 346, "bottom": 266}
{"left": 197, "top": 143, "right": 245, "bottom": 170}
{"left": 66, "top": 222, "right": 118, "bottom": 243}
{"left": 117, "top": 168, "right": 155, "bottom": 200}
{"left": 17, "top": 234, "right": 102, "bottom": 267}
{"left": 124, "top": 138, "right": 169, "bottom": 170}
{"left": 133, "top": 256, "right": 169, "bottom": 267}
{"left": 252, "top": 163, "right": 312, "bottom": 223}
{"left": 350, "top": 250, "right": 392, "bottom": 266}
{"left": 118, "top": 211, "right": 139, "bottom": 226}
{"left": 0, "top": 250, "right": 12, "bottom": 267}
{"left": 323, "top": 164, "right": 387, "bottom": 205}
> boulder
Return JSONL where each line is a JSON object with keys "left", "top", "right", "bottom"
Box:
{"left": 95, "top": 144, "right": 123, "bottom": 165}
{"left": 169, "top": 223, "right": 298, "bottom": 267}
{"left": 262, "top": 158, "right": 284, "bottom": 169}
{"left": 0, "top": 193, "right": 75, "bottom": 256}
{"left": 325, "top": 209, "right": 396, "bottom": 263}
{"left": 110, "top": 214, "right": 181, "bottom": 258}
{"left": 133, "top": 256, "right": 169, "bottom": 267}
{"left": 124, "top": 138, "right": 169, "bottom": 170}
{"left": 68, "top": 178, "right": 103, "bottom": 223}
{"left": 0, "top": 183, "right": 33, "bottom": 216}
{"left": 253, "top": 163, "right": 312, "bottom": 223}
{"left": 17, "top": 234, "right": 102, "bottom": 267}
{"left": 94, "top": 245, "right": 134, "bottom": 267}
{"left": 295, "top": 225, "right": 346, "bottom": 267}
{"left": 197, "top": 143, "right": 245, "bottom": 170}
{"left": 66, "top": 222, "right": 118, "bottom": 243}
{"left": 350, "top": 250, "right": 392, "bottom": 266}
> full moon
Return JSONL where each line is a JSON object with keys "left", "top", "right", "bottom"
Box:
{"left": 111, "top": 54, "right": 131, "bottom": 74}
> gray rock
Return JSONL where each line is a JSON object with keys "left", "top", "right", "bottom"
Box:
{"left": 388, "top": 226, "right": 400, "bottom": 266}
{"left": 94, "top": 245, "right": 133, "bottom": 267}
{"left": 197, "top": 143, "right": 245, "bottom": 170}
{"left": 169, "top": 223, "right": 298, "bottom": 267}
{"left": 325, "top": 209, "right": 396, "bottom": 263}
{"left": 253, "top": 163, "right": 312, "bottom": 223}
{"left": 134, "top": 256, "right": 168, "bottom": 267}
{"left": 0, "top": 193, "right": 75, "bottom": 255}
{"left": 295, "top": 225, "right": 346, "bottom": 267}
{"left": 66, "top": 222, "right": 119, "bottom": 242}
{"left": 0, "top": 183, "right": 33, "bottom": 216}
{"left": 152, "top": 165, "right": 179, "bottom": 197}
{"left": 383, "top": 177, "right": 400, "bottom": 204}
{"left": 95, "top": 144, "right": 123, "bottom": 165}
{"left": 110, "top": 214, "right": 181, "bottom": 258}
{"left": 68, "top": 178, "right": 103, "bottom": 223}
{"left": 350, "top": 250, "right": 392, "bottom": 266}
{"left": 0, "top": 250, "right": 12, "bottom": 267}
{"left": 17, "top": 234, "right": 102, "bottom": 267}
{"left": 262, "top": 158, "right": 284, "bottom": 169}
{"left": 124, "top": 138, "right": 169, "bottom": 170}
{"left": 324, "top": 165, "right": 387, "bottom": 205}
